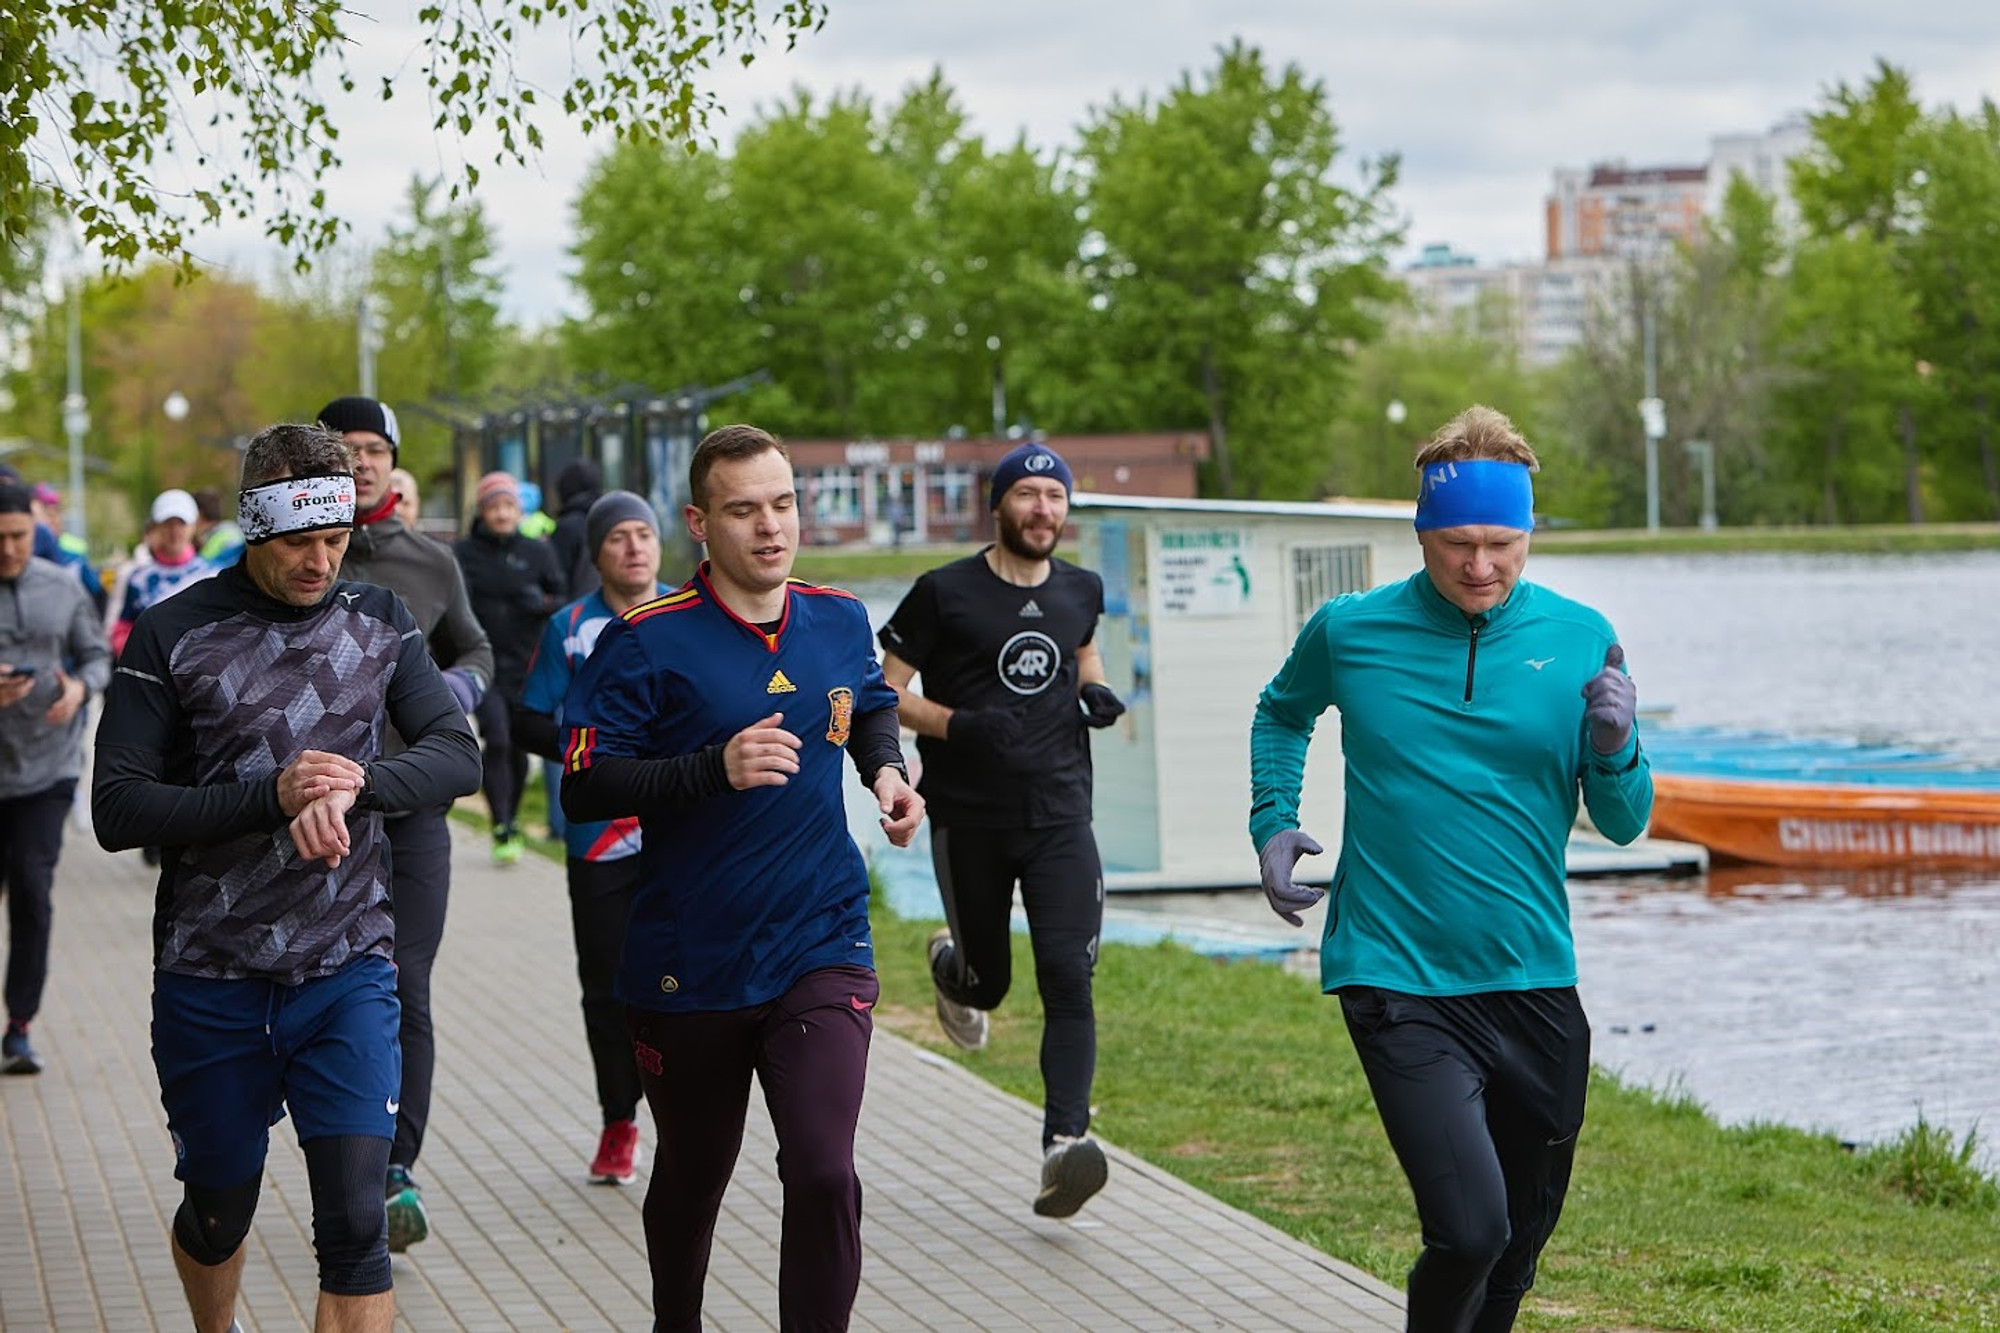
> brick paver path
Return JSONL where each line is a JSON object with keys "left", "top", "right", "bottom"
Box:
{"left": 3, "top": 820, "right": 1402, "bottom": 1331}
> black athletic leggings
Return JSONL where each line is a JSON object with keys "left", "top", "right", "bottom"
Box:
{"left": 1339, "top": 985, "right": 1590, "bottom": 1333}
{"left": 930, "top": 821, "right": 1102, "bottom": 1146}
{"left": 0, "top": 780, "right": 74, "bottom": 1026}
{"left": 474, "top": 689, "right": 528, "bottom": 834}
{"left": 568, "top": 856, "right": 643, "bottom": 1124}
{"left": 385, "top": 808, "right": 452, "bottom": 1171}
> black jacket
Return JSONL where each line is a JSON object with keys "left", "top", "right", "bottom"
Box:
{"left": 454, "top": 522, "right": 566, "bottom": 699}
{"left": 551, "top": 485, "right": 603, "bottom": 599}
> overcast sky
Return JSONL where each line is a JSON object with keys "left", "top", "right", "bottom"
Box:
{"left": 188, "top": 0, "right": 2000, "bottom": 327}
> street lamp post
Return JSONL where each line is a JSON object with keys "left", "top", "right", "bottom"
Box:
{"left": 987, "top": 334, "right": 1005, "bottom": 437}
{"left": 1639, "top": 306, "right": 1664, "bottom": 533}
{"left": 1685, "top": 439, "right": 1717, "bottom": 532}
{"left": 357, "top": 294, "right": 383, "bottom": 398}
{"left": 62, "top": 279, "right": 90, "bottom": 547}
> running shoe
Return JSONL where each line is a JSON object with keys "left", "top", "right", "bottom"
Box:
{"left": 1, "top": 1024, "right": 40, "bottom": 1075}
{"left": 589, "top": 1118, "right": 642, "bottom": 1185}
{"left": 1033, "top": 1135, "right": 1108, "bottom": 1218}
{"left": 384, "top": 1165, "right": 429, "bottom": 1252}
{"left": 925, "top": 927, "right": 989, "bottom": 1051}
{"left": 492, "top": 832, "right": 523, "bottom": 866}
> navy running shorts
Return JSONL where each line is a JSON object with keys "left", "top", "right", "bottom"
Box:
{"left": 152, "top": 955, "right": 402, "bottom": 1187}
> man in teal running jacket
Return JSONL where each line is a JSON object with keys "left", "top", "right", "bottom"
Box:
{"left": 1250, "top": 404, "right": 1651, "bottom": 1333}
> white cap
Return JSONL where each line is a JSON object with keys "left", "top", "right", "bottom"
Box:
{"left": 151, "top": 488, "right": 198, "bottom": 526}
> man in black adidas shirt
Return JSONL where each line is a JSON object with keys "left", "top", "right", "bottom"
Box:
{"left": 94, "top": 423, "right": 481, "bottom": 1333}
{"left": 878, "top": 440, "right": 1126, "bottom": 1220}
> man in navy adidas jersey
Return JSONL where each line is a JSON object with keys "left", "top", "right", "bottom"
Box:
{"left": 877, "top": 439, "right": 1127, "bottom": 1220}
{"left": 92, "top": 422, "right": 481, "bottom": 1333}
{"left": 561, "top": 424, "right": 922, "bottom": 1331}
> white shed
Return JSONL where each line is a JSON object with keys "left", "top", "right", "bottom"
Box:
{"left": 1068, "top": 492, "right": 1421, "bottom": 890}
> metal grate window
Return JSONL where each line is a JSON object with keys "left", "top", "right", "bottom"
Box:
{"left": 1290, "top": 544, "right": 1371, "bottom": 632}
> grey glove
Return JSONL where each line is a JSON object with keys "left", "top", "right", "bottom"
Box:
{"left": 1582, "top": 643, "right": 1637, "bottom": 755}
{"left": 1258, "top": 828, "right": 1325, "bottom": 928}
{"left": 443, "top": 666, "right": 484, "bottom": 717}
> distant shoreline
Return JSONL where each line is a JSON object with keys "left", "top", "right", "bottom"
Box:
{"left": 790, "top": 522, "right": 2000, "bottom": 584}
{"left": 1533, "top": 522, "right": 2000, "bottom": 555}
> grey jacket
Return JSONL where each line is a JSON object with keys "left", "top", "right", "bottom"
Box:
{"left": 342, "top": 516, "right": 494, "bottom": 757}
{"left": 342, "top": 516, "right": 495, "bottom": 688}
{"left": 0, "top": 556, "right": 113, "bottom": 799}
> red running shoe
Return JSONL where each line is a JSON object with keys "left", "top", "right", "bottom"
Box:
{"left": 590, "top": 1118, "right": 642, "bottom": 1185}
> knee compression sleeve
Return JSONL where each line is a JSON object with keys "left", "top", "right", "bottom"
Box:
{"left": 303, "top": 1135, "right": 393, "bottom": 1296}
{"left": 173, "top": 1176, "right": 263, "bottom": 1267}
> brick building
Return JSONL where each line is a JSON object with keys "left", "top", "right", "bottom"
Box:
{"left": 788, "top": 431, "right": 1210, "bottom": 546}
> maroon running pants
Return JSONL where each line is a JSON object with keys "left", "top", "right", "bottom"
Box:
{"left": 627, "top": 964, "right": 877, "bottom": 1333}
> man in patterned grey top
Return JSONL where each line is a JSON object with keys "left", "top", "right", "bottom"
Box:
{"left": 93, "top": 422, "right": 480, "bottom": 1333}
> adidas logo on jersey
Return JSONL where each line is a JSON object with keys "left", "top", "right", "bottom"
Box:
{"left": 1019, "top": 598, "right": 1044, "bottom": 618}
{"left": 767, "top": 670, "right": 798, "bottom": 694}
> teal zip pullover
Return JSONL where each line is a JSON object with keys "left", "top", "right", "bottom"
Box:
{"left": 1250, "top": 572, "right": 1652, "bottom": 996}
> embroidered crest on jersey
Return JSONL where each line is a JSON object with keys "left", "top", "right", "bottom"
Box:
{"left": 997, "top": 630, "right": 1061, "bottom": 695}
{"left": 826, "top": 687, "right": 854, "bottom": 745}
{"left": 767, "top": 669, "right": 798, "bottom": 694}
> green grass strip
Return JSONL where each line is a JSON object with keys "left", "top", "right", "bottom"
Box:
{"left": 869, "top": 910, "right": 2000, "bottom": 1331}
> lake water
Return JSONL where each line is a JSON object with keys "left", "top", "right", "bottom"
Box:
{"left": 850, "top": 551, "right": 2000, "bottom": 1161}
{"left": 1539, "top": 551, "right": 2000, "bottom": 1161}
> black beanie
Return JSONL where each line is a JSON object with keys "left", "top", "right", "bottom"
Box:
{"left": 316, "top": 396, "right": 401, "bottom": 463}
{"left": 586, "top": 490, "right": 659, "bottom": 563}
{"left": 558, "top": 457, "right": 603, "bottom": 503}
{"left": 0, "top": 480, "right": 31, "bottom": 516}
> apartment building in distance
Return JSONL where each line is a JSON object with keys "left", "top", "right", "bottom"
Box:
{"left": 1395, "top": 120, "right": 1810, "bottom": 366}
{"left": 1396, "top": 245, "right": 1617, "bottom": 366}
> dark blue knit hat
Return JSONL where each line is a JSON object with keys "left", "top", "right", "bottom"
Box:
{"left": 988, "top": 441, "right": 1073, "bottom": 511}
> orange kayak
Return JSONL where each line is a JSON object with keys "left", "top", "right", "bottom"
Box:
{"left": 1649, "top": 774, "right": 2000, "bottom": 868}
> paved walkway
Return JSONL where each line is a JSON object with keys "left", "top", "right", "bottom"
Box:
{"left": 2, "top": 818, "right": 1404, "bottom": 1331}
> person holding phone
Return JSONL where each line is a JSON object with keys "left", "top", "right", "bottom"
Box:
{"left": 0, "top": 479, "right": 113, "bottom": 1076}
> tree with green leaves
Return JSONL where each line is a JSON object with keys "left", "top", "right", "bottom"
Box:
{"left": 3, "top": 1, "right": 826, "bottom": 272}
{"left": 1897, "top": 104, "right": 2000, "bottom": 518}
{"left": 362, "top": 176, "right": 507, "bottom": 481}
{"left": 1773, "top": 231, "right": 1920, "bottom": 523}
{"left": 1558, "top": 178, "right": 1804, "bottom": 528}
{"left": 1328, "top": 311, "right": 1617, "bottom": 526}
{"left": 566, "top": 73, "right": 1087, "bottom": 439}
{"left": 1072, "top": 39, "right": 1402, "bottom": 498}
{"left": 873, "top": 72, "right": 1089, "bottom": 438}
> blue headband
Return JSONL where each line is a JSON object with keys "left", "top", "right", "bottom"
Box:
{"left": 1414, "top": 460, "right": 1535, "bottom": 532}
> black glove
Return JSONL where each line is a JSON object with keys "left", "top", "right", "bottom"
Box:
{"left": 946, "top": 706, "right": 1023, "bottom": 754}
{"left": 1079, "top": 682, "right": 1126, "bottom": 729}
{"left": 1582, "top": 644, "right": 1637, "bottom": 755}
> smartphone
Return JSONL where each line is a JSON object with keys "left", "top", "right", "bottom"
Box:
{"left": 2, "top": 665, "right": 35, "bottom": 679}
